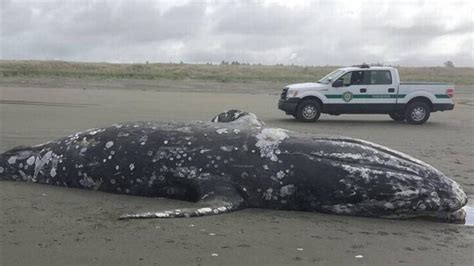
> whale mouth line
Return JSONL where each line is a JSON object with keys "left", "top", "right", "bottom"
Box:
{"left": 380, "top": 207, "right": 472, "bottom": 224}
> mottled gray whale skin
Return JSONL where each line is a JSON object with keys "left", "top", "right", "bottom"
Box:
{"left": 0, "top": 110, "right": 468, "bottom": 221}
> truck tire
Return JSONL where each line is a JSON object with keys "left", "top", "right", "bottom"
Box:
{"left": 405, "top": 102, "right": 430, "bottom": 124}
{"left": 296, "top": 100, "right": 321, "bottom": 122}
{"left": 389, "top": 112, "right": 405, "bottom": 121}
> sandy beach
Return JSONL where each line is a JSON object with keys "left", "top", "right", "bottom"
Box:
{"left": 1, "top": 77, "right": 473, "bottom": 265}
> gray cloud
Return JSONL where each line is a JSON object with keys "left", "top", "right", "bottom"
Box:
{"left": 1, "top": 0, "right": 472, "bottom": 66}
{"left": 214, "top": 3, "right": 311, "bottom": 36}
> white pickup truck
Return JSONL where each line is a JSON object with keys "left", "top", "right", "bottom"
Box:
{"left": 278, "top": 65, "right": 454, "bottom": 124}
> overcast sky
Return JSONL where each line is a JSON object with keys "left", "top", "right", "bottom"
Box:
{"left": 1, "top": 0, "right": 473, "bottom": 66}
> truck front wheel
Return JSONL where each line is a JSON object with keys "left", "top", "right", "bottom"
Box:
{"left": 389, "top": 112, "right": 405, "bottom": 121}
{"left": 405, "top": 102, "right": 431, "bottom": 124}
{"left": 296, "top": 100, "right": 321, "bottom": 122}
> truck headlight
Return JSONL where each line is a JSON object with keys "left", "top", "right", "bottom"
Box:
{"left": 288, "top": 90, "right": 298, "bottom": 97}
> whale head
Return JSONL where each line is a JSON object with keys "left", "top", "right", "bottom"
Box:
{"left": 284, "top": 135, "right": 468, "bottom": 222}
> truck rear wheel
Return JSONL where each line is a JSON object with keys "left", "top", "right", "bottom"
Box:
{"left": 405, "top": 102, "right": 430, "bottom": 124}
{"left": 389, "top": 112, "right": 405, "bottom": 121}
{"left": 296, "top": 100, "right": 321, "bottom": 122}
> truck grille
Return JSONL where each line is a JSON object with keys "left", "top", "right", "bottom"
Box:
{"left": 281, "top": 87, "right": 288, "bottom": 99}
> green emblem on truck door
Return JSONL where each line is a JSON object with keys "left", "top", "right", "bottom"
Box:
{"left": 342, "top": 91, "right": 353, "bottom": 102}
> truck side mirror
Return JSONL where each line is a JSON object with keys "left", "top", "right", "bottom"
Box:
{"left": 332, "top": 79, "right": 343, "bottom": 88}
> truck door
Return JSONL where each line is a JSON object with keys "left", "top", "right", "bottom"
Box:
{"left": 327, "top": 70, "right": 368, "bottom": 113}
{"left": 363, "top": 70, "right": 397, "bottom": 112}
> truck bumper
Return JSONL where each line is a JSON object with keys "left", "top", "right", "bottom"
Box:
{"left": 432, "top": 103, "right": 454, "bottom": 112}
{"left": 278, "top": 98, "right": 300, "bottom": 115}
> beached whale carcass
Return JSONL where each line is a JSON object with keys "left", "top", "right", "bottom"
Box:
{"left": 0, "top": 110, "right": 467, "bottom": 221}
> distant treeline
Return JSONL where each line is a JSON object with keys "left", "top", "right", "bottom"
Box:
{"left": 0, "top": 60, "right": 472, "bottom": 85}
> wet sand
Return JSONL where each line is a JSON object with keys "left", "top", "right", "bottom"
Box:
{"left": 1, "top": 78, "right": 473, "bottom": 265}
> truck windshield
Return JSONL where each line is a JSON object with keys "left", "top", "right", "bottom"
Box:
{"left": 318, "top": 70, "right": 344, "bottom": 84}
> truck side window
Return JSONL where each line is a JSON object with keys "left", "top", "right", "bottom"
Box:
{"left": 350, "top": 71, "right": 365, "bottom": 85}
{"left": 338, "top": 71, "right": 366, "bottom": 86}
{"left": 370, "top": 70, "right": 392, "bottom": 84}
{"left": 339, "top": 72, "right": 352, "bottom": 86}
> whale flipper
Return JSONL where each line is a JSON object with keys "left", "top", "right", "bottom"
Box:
{"left": 119, "top": 184, "right": 246, "bottom": 219}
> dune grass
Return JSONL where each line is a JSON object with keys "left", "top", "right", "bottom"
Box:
{"left": 0, "top": 60, "right": 472, "bottom": 85}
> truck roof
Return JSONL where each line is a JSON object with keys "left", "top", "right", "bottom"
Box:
{"left": 338, "top": 66, "right": 396, "bottom": 71}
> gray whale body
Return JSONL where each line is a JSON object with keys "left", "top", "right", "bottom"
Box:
{"left": 0, "top": 110, "right": 467, "bottom": 221}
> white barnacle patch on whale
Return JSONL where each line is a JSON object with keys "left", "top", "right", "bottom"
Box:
{"left": 105, "top": 141, "right": 114, "bottom": 149}
{"left": 33, "top": 150, "right": 53, "bottom": 180}
{"left": 129, "top": 163, "right": 135, "bottom": 171}
{"left": 276, "top": 171, "right": 285, "bottom": 179}
{"left": 0, "top": 166, "right": 4, "bottom": 173}
{"left": 330, "top": 204, "right": 354, "bottom": 214}
{"left": 139, "top": 135, "right": 148, "bottom": 145}
{"left": 255, "top": 128, "right": 288, "bottom": 162}
{"left": 26, "top": 156, "right": 36, "bottom": 165}
{"left": 280, "top": 184, "right": 295, "bottom": 197}
{"left": 117, "top": 132, "right": 130, "bottom": 137}
{"left": 79, "top": 175, "right": 96, "bottom": 188}
{"left": 341, "top": 164, "right": 384, "bottom": 183}
{"left": 197, "top": 207, "right": 213, "bottom": 214}
{"left": 176, "top": 126, "right": 193, "bottom": 132}
{"left": 311, "top": 151, "right": 364, "bottom": 161}
{"left": 87, "top": 128, "right": 105, "bottom": 135}
{"left": 8, "top": 156, "right": 17, "bottom": 164}
{"left": 200, "top": 149, "right": 211, "bottom": 154}
{"left": 216, "top": 128, "right": 228, "bottom": 134}
{"left": 263, "top": 188, "right": 274, "bottom": 200}
{"left": 171, "top": 166, "right": 198, "bottom": 179}
{"left": 393, "top": 187, "right": 419, "bottom": 199}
